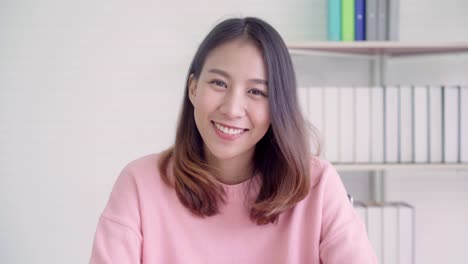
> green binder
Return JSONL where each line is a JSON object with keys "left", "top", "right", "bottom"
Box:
{"left": 341, "top": 0, "right": 355, "bottom": 41}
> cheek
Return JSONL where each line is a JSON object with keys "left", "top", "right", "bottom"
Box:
{"left": 193, "top": 91, "right": 213, "bottom": 115}
{"left": 192, "top": 96, "right": 207, "bottom": 125}
{"left": 253, "top": 103, "right": 270, "bottom": 128}
{"left": 197, "top": 87, "right": 220, "bottom": 112}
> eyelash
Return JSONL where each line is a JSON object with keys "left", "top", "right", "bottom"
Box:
{"left": 209, "top": 80, "right": 267, "bottom": 97}
{"left": 211, "top": 80, "right": 227, "bottom": 88}
{"left": 248, "top": 89, "right": 267, "bottom": 97}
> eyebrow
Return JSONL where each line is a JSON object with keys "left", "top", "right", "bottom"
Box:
{"left": 208, "top": 68, "right": 268, "bottom": 85}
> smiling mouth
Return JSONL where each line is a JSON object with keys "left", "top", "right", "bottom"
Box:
{"left": 211, "top": 121, "right": 248, "bottom": 135}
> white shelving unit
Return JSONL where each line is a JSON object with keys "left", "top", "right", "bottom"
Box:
{"left": 335, "top": 163, "right": 468, "bottom": 172}
{"left": 288, "top": 41, "right": 468, "bottom": 56}
{"left": 289, "top": 41, "right": 468, "bottom": 85}
{"left": 288, "top": 41, "right": 468, "bottom": 202}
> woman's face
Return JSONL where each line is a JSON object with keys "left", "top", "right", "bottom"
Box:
{"left": 188, "top": 38, "right": 270, "bottom": 163}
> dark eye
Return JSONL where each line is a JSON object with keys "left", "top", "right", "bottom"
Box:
{"left": 249, "top": 89, "right": 267, "bottom": 97}
{"left": 210, "top": 80, "right": 227, "bottom": 88}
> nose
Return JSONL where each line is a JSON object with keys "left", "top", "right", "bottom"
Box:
{"left": 219, "top": 88, "right": 246, "bottom": 118}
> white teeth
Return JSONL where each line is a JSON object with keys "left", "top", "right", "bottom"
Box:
{"left": 214, "top": 122, "right": 245, "bottom": 135}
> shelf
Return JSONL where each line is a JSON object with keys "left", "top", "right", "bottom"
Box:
{"left": 334, "top": 163, "right": 468, "bottom": 172}
{"left": 287, "top": 41, "right": 468, "bottom": 57}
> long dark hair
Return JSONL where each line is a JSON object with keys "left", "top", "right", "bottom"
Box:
{"left": 159, "top": 17, "right": 317, "bottom": 225}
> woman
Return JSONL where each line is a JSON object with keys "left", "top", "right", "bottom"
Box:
{"left": 90, "top": 17, "right": 376, "bottom": 263}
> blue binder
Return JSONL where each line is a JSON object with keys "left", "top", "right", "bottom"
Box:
{"left": 355, "top": 0, "right": 366, "bottom": 40}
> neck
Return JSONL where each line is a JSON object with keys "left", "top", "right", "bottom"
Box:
{"left": 205, "top": 150, "right": 255, "bottom": 185}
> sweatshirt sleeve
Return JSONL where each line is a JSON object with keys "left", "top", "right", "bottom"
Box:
{"left": 89, "top": 167, "right": 143, "bottom": 264}
{"left": 318, "top": 161, "right": 377, "bottom": 264}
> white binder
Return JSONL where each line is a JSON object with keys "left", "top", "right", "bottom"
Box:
{"left": 385, "top": 85, "right": 399, "bottom": 163}
{"left": 413, "top": 85, "right": 429, "bottom": 163}
{"left": 297, "top": 86, "right": 309, "bottom": 119}
{"left": 382, "top": 204, "right": 398, "bottom": 264}
{"left": 443, "top": 85, "right": 460, "bottom": 163}
{"left": 371, "top": 86, "right": 385, "bottom": 163}
{"left": 367, "top": 204, "right": 383, "bottom": 263}
{"left": 355, "top": 86, "right": 371, "bottom": 163}
{"left": 323, "top": 87, "right": 340, "bottom": 162}
{"left": 461, "top": 85, "right": 468, "bottom": 163}
{"left": 399, "top": 85, "right": 413, "bottom": 163}
{"left": 397, "top": 203, "right": 415, "bottom": 264}
{"left": 308, "top": 86, "right": 324, "bottom": 135}
{"left": 339, "top": 87, "right": 355, "bottom": 163}
{"left": 429, "top": 85, "right": 443, "bottom": 163}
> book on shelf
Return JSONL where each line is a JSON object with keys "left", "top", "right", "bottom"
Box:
{"left": 327, "top": 0, "right": 341, "bottom": 41}
{"left": 308, "top": 86, "right": 324, "bottom": 153}
{"left": 387, "top": 0, "right": 400, "bottom": 41}
{"left": 376, "top": 0, "right": 387, "bottom": 41}
{"left": 366, "top": 204, "right": 383, "bottom": 263}
{"left": 298, "top": 85, "right": 467, "bottom": 166}
{"left": 382, "top": 204, "right": 398, "bottom": 264}
{"left": 354, "top": 202, "right": 415, "bottom": 264}
{"left": 354, "top": 201, "right": 367, "bottom": 225}
{"left": 308, "top": 86, "right": 324, "bottom": 132}
{"left": 385, "top": 85, "right": 399, "bottom": 163}
{"left": 327, "top": 0, "right": 400, "bottom": 41}
{"left": 324, "top": 87, "right": 340, "bottom": 162}
{"left": 429, "top": 85, "right": 443, "bottom": 163}
{"left": 355, "top": 86, "right": 371, "bottom": 163}
{"left": 341, "top": 0, "right": 355, "bottom": 41}
{"left": 339, "top": 87, "right": 355, "bottom": 162}
{"left": 365, "top": 0, "right": 378, "bottom": 40}
{"left": 370, "top": 86, "right": 385, "bottom": 163}
{"left": 461, "top": 86, "right": 468, "bottom": 163}
{"left": 297, "top": 86, "right": 309, "bottom": 120}
{"left": 413, "top": 85, "right": 429, "bottom": 163}
{"left": 443, "top": 85, "right": 460, "bottom": 163}
{"left": 396, "top": 203, "right": 415, "bottom": 264}
{"left": 355, "top": 0, "right": 366, "bottom": 41}
{"left": 399, "top": 85, "right": 413, "bottom": 163}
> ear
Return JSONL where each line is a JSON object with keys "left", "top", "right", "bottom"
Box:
{"left": 188, "top": 74, "right": 198, "bottom": 105}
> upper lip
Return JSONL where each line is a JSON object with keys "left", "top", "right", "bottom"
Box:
{"left": 212, "top": 121, "right": 248, "bottom": 130}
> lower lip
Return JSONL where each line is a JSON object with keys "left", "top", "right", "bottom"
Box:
{"left": 212, "top": 122, "right": 246, "bottom": 141}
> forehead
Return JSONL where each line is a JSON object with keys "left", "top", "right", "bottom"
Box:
{"left": 202, "top": 38, "right": 267, "bottom": 79}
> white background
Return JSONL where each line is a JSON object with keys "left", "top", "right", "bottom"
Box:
{"left": 1, "top": 0, "right": 468, "bottom": 263}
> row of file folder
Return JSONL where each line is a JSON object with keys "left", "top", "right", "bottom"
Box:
{"left": 354, "top": 202, "right": 414, "bottom": 264}
{"left": 298, "top": 85, "right": 468, "bottom": 164}
{"left": 328, "top": 0, "right": 399, "bottom": 41}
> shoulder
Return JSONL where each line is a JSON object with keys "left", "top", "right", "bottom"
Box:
{"left": 102, "top": 152, "right": 169, "bottom": 219}
{"left": 308, "top": 156, "right": 339, "bottom": 188}
{"left": 306, "top": 157, "right": 353, "bottom": 223}
{"left": 107, "top": 152, "right": 169, "bottom": 204}
{"left": 121, "top": 152, "right": 163, "bottom": 176}
{"left": 304, "top": 156, "right": 350, "bottom": 210}
{"left": 115, "top": 152, "right": 173, "bottom": 184}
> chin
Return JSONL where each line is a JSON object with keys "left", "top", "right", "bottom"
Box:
{"left": 209, "top": 149, "right": 239, "bottom": 161}
{"left": 205, "top": 145, "right": 251, "bottom": 162}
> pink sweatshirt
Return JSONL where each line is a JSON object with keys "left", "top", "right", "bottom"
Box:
{"left": 90, "top": 153, "right": 376, "bottom": 263}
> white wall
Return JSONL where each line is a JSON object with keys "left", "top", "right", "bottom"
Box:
{"left": 1, "top": 0, "right": 467, "bottom": 263}
{"left": 0, "top": 1, "right": 324, "bottom": 263}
